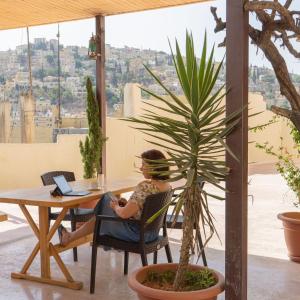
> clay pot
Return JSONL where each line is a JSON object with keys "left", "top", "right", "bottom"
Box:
{"left": 278, "top": 212, "right": 300, "bottom": 262}
{"left": 128, "top": 263, "right": 225, "bottom": 300}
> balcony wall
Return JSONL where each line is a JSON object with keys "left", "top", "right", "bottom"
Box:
{"left": 0, "top": 118, "right": 151, "bottom": 189}
{"left": 0, "top": 92, "right": 297, "bottom": 190}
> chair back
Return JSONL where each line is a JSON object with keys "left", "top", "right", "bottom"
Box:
{"left": 41, "top": 171, "right": 75, "bottom": 186}
{"left": 140, "top": 190, "right": 173, "bottom": 232}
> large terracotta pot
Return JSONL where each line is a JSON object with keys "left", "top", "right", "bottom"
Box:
{"left": 278, "top": 212, "right": 300, "bottom": 262}
{"left": 128, "top": 263, "right": 225, "bottom": 300}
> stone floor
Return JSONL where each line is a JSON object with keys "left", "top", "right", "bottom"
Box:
{"left": 0, "top": 172, "right": 300, "bottom": 299}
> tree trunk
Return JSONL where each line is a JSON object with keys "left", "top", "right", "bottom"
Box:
{"left": 173, "top": 186, "right": 195, "bottom": 290}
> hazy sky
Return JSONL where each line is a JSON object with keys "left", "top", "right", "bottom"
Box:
{"left": 0, "top": 0, "right": 299, "bottom": 74}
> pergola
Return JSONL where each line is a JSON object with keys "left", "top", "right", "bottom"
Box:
{"left": 0, "top": 1, "right": 248, "bottom": 299}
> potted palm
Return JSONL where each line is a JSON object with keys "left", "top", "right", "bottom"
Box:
{"left": 126, "top": 32, "right": 240, "bottom": 299}
{"left": 256, "top": 124, "right": 300, "bottom": 262}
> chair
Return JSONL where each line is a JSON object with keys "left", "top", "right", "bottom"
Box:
{"left": 166, "top": 180, "right": 208, "bottom": 267}
{"left": 90, "top": 190, "right": 173, "bottom": 294}
{"left": 41, "top": 171, "right": 95, "bottom": 262}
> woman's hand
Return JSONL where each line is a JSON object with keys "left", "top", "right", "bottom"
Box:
{"left": 111, "top": 200, "right": 139, "bottom": 219}
{"left": 110, "top": 199, "right": 119, "bottom": 211}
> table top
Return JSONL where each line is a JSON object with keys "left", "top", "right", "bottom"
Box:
{"left": 0, "top": 178, "right": 140, "bottom": 208}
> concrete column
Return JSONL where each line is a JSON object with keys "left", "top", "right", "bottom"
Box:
{"left": 123, "top": 83, "right": 141, "bottom": 117}
{"left": 20, "top": 93, "right": 35, "bottom": 143}
{"left": 0, "top": 101, "right": 11, "bottom": 143}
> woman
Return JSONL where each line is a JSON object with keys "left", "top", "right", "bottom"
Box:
{"left": 58, "top": 149, "right": 171, "bottom": 246}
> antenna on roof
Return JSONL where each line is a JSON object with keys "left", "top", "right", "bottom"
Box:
{"left": 56, "top": 23, "right": 61, "bottom": 128}
{"left": 26, "top": 27, "right": 32, "bottom": 95}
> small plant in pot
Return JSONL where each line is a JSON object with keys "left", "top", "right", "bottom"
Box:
{"left": 256, "top": 121, "right": 300, "bottom": 262}
{"left": 126, "top": 32, "right": 240, "bottom": 299}
{"left": 79, "top": 77, "right": 107, "bottom": 208}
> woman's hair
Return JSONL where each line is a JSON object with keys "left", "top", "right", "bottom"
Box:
{"left": 141, "top": 149, "right": 169, "bottom": 180}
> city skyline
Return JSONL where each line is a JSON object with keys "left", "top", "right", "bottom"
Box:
{"left": 0, "top": 1, "right": 299, "bottom": 74}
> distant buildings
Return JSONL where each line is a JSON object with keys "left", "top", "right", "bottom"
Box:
{"left": 0, "top": 38, "right": 299, "bottom": 142}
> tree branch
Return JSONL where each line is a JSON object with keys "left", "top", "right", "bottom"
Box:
{"left": 280, "top": 31, "right": 300, "bottom": 58}
{"left": 271, "top": 105, "right": 292, "bottom": 119}
{"left": 210, "top": 6, "right": 226, "bottom": 33}
{"left": 284, "top": 0, "right": 293, "bottom": 9}
{"left": 245, "top": 1, "right": 299, "bottom": 33}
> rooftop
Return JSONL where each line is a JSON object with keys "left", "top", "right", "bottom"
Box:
{"left": 0, "top": 170, "right": 299, "bottom": 299}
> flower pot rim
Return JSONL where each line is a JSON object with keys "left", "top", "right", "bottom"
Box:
{"left": 278, "top": 212, "right": 300, "bottom": 224}
{"left": 128, "top": 263, "right": 225, "bottom": 299}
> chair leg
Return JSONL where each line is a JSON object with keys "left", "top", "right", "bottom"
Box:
{"left": 198, "top": 233, "right": 207, "bottom": 267}
{"left": 165, "top": 244, "right": 173, "bottom": 263}
{"left": 124, "top": 251, "right": 129, "bottom": 275}
{"left": 90, "top": 245, "right": 98, "bottom": 294}
{"left": 140, "top": 251, "right": 148, "bottom": 266}
{"left": 153, "top": 251, "right": 158, "bottom": 264}
{"left": 71, "top": 220, "right": 78, "bottom": 262}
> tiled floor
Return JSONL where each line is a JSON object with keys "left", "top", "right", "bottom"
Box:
{"left": 0, "top": 172, "right": 300, "bottom": 299}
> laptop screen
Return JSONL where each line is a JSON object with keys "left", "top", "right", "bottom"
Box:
{"left": 53, "top": 175, "right": 72, "bottom": 194}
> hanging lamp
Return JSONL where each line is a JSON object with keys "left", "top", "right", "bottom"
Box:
{"left": 88, "top": 34, "right": 97, "bottom": 59}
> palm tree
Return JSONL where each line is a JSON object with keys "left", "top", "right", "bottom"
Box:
{"left": 126, "top": 32, "right": 240, "bottom": 290}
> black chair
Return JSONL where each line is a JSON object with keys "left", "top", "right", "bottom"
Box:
{"left": 41, "top": 171, "right": 95, "bottom": 262}
{"left": 90, "top": 190, "right": 173, "bottom": 294}
{"left": 166, "top": 180, "right": 208, "bottom": 267}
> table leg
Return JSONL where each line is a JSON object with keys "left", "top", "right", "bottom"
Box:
{"left": 11, "top": 205, "right": 83, "bottom": 290}
{"left": 39, "top": 207, "right": 51, "bottom": 278}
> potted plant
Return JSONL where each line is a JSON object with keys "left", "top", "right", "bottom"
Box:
{"left": 79, "top": 77, "right": 107, "bottom": 208}
{"left": 256, "top": 123, "right": 300, "bottom": 262}
{"left": 126, "top": 32, "right": 240, "bottom": 299}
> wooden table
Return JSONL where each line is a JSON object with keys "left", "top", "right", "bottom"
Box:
{"left": 0, "top": 178, "right": 138, "bottom": 290}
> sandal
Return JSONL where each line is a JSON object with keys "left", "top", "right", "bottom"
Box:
{"left": 58, "top": 224, "right": 67, "bottom": 246}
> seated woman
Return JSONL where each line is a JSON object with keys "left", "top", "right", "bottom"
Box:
{"left": 58, "top": 149, "right": 171, "bottom": 246}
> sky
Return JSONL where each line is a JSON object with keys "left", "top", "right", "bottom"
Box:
{"left": 0, "top": 0, "right": 299, "bottom": 74}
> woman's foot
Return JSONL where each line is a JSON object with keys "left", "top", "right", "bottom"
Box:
{"left": 58, "top": 225, "right": 71, "bottom": 246}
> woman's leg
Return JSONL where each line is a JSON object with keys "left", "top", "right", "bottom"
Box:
{"left": 60, "top": 194, "right": 113, "bottom": 246}
{"left": 61, "top": 217, "right": 95, "bottom": 245}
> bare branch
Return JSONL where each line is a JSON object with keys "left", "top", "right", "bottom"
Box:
{"left": 210, "top": 6, "right": 226, "bottom": 33}
{"left": 218, "top": 38, "right": 226, "bottom": 48}
{"left": 245, "top": 1, "right": 299, "bottom": 33}
{"left": 290, "top": 11, "right": 300, "bottom": 16}
{"left": 271, "top": 105, "right": 292, "bottom": 119}
{"left": 280, "top": 31, "right": 300, "bottom": 58}
{"left": 284, "top": 0, "right": 293, "bottom": 9}
{"left": 270, "top": 0, "right": 278, "bottom": 20}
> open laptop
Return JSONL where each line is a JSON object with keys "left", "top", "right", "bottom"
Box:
{"left": 53, "top": 175, "right": 91, "bottom": 196}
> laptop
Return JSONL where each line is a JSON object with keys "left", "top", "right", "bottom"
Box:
{"left": 53, "top": 175, "right": 91, "bottom": 196}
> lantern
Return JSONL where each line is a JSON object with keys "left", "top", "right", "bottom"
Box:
{"left": 88, "top": 34, "right": 97, "bottom": 59}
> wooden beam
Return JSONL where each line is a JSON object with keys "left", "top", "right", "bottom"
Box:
{"left": 225, "top": 1, "right": 248, "bottom": 300}
{"left": 0, "top": 212, "right": 7, "bottom": 222}
{"left": 95, "top": 15, "right": 106, "bottom": 176}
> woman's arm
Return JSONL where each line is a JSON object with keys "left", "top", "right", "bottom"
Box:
{"left": 110, "top": 200, "right": 139, "bottom": 219}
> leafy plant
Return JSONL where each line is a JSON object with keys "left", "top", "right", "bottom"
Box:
{"left": 143, "top": 269, "right": 217, "bottom": 291}
{"left": 125, "top": 32, "right": 240, "bottom": 290}
{"left": 256, "top": 120, "right": 300, "bottom": 207}
{"left": 79, "top": 77, "right": 107, "bottom": 178}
